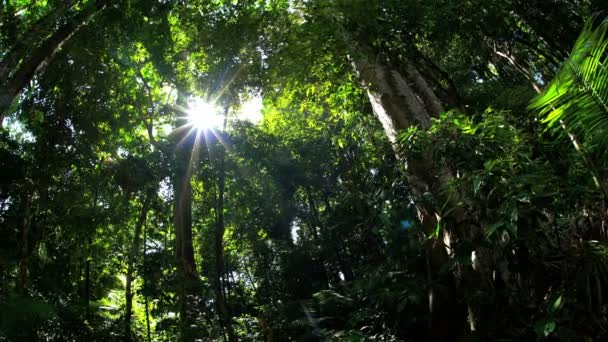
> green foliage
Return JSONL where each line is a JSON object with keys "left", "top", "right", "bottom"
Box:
{"left": 0, "top": 295, "right": 55, "bottom": 340}
{"left": 3, "top": 1, "right": 608, "bottom": 341}
{"left": 397, "top": 108, "right": 608, "bottom": 339}
{"left": 531, "top": 17, "right": 608, "bottom": 153}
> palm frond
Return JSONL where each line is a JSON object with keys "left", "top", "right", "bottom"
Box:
{"left": 530, "top": 17, "right": 608, "bottom": 153}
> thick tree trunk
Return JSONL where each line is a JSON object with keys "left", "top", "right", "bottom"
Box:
{"left": 174, "top": 160, "right": 196, "bottom": 272}
{"left": 353, "top": 54, "right": 429, "bottom": 145}
{"left": 214, "top": 112, "right": 237, "bottom": 342}
{"left": 354, "top": 52, "right": 471, "bottom": 340}
{"left": 124, "top": 194, "right": 151, "bottom": 340}
{"left": 0, "top": 2, "right": 106, "bottom": 124}
{"left": 354, "top": 54, "right": 442, "bottom": 144}
{"left": 174, "top": 109, "right": 197, "bottom": 274}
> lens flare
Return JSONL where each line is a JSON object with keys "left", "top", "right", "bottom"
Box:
{"left": 187, "top": 99, "right": 224, "bottom": 131}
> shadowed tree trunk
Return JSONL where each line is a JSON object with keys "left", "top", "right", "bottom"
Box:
{"left": 213, "top": 109, "right": 236, "bottom": 342}
{"left": 17, "top": 189, "right": 32, "bottom": 294}
{"left": 173, "top": 92, "right": 198, "bottom": 341}
{"left": 143, "top": 215, "right": 152, "bottom": 342}
{"left": 0, "top": 2, "right": 74, "bottom": 77}
{"left": 354, "top": 50, "right": 473, "bottom": 340}
{"left": 84, "top": 258, "right": 91, "bottom": 324}
{"left": 124, "top": 193, "right": 151, "bottom": 340}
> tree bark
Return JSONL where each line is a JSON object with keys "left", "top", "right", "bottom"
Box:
{"left": 173, "top": 92, "right": 198, "bottom": 341}
{"left": 174, "top": 104, "right": 197, "bottom": 275}
{"left": 354, "top": 50, "right": 471, "bottom": 340}
{"left": 124, "top": 194, "right": 151, "bottom": 340}
{"left": 353, "top": 53, "right": 441, "bottom": 144}
{"left": 143, "top": 217, "right": 152, "bottom": 342}
{"left": 213, "top": 110, "right": 237, "bottom": 342}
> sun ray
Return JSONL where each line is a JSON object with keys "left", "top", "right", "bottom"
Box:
{"left": 203, "top": 128, "right": 214, "bottom": 159}
{"left": 186, "top": 128, "right": 204, "bottom": 183}
{"left": 175, "top": 125, "right": 197, "bottom": 148}
{"left": 170, "top": 122, "right": 193, "bottom": 138}
{"left": 169, "top": 96, "right": 237, "bottom": 181}
{"left": 210, "top": 128, "right": 233, "bottom": 152}
{"left": 211, "top": 65, "right": 243, "bottom": 104}
{"left": 186, "top": 99, "right": 224, "bottom": 131}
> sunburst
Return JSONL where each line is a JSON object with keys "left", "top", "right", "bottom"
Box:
{"left": 186, "top": 99, "right": 225, "bottom": 131}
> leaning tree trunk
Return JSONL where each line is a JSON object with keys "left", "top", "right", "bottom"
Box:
{"left": 354, "top": 51, "right": 473, "bottom": 340}
{"left": 0, "top": 2, "right": 106, "bottom": 124}
{"left": 124, "top": 194, "right": 151, "bottom": 340}
{"left": 0, "top": 2, "right": 74, "bottom": 78}
{"left": 353, "top": 53, "right": 442, "bottom": 140}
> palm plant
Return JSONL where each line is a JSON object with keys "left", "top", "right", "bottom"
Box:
{"left": 530, "top": 17, "right": 608, "bottom": 154}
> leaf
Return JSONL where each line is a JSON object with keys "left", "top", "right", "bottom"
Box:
{"left": 485, "top": 221, "right": 504, "bottom": 238}
{"left": 473, "top": 177, "right": 482, "bottom": 195}
{"left": 433, "top": 221, "right": 442, "bottom": 238}
{"left": 549, "top": 295, "right": 564, "bottom": 314}
{"left": 530, "top": 18, "right": 608, "bottom": 153}
{"left": 534, "top": 319, "right": 556, "bottom": 337}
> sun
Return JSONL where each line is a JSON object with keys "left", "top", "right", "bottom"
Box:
{"left": 187, "top": 99, "right": 225, "bottom": 131}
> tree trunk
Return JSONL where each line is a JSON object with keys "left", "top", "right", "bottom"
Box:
{"left": 354, "top": 50, "right": 471, "bottom": 340}
{"left": 0, "top": 2, "right": 74, "bottom": 77}
{"left": 173, "top": 92, "right": 198, "bottom": 341}
{"left": 0, "top": 2, "right": 106, "bottom": 124}
{"left": 124, "top": 194, "right": 151, "bottom": 340}
{"left": 143, "top": 217, "right": 152, "bottom": 342}
{"left": 17, "top": 192, "right": 32, "bottom": 294}
{"left": 214, "top": 110, "right": 237, "bottom": 342}
{"left": 85, "top": 259, "right": 90, "bottom": 320}
{"left": 354, "top": 54, "right": 441, "bottom": 144}
{"left": 411, "top": 46, "right": 464, "bottom": 110}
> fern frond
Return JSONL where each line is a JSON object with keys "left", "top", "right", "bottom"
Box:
{"left": 530, "top": 17, "right": 608, "bottom": 153}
